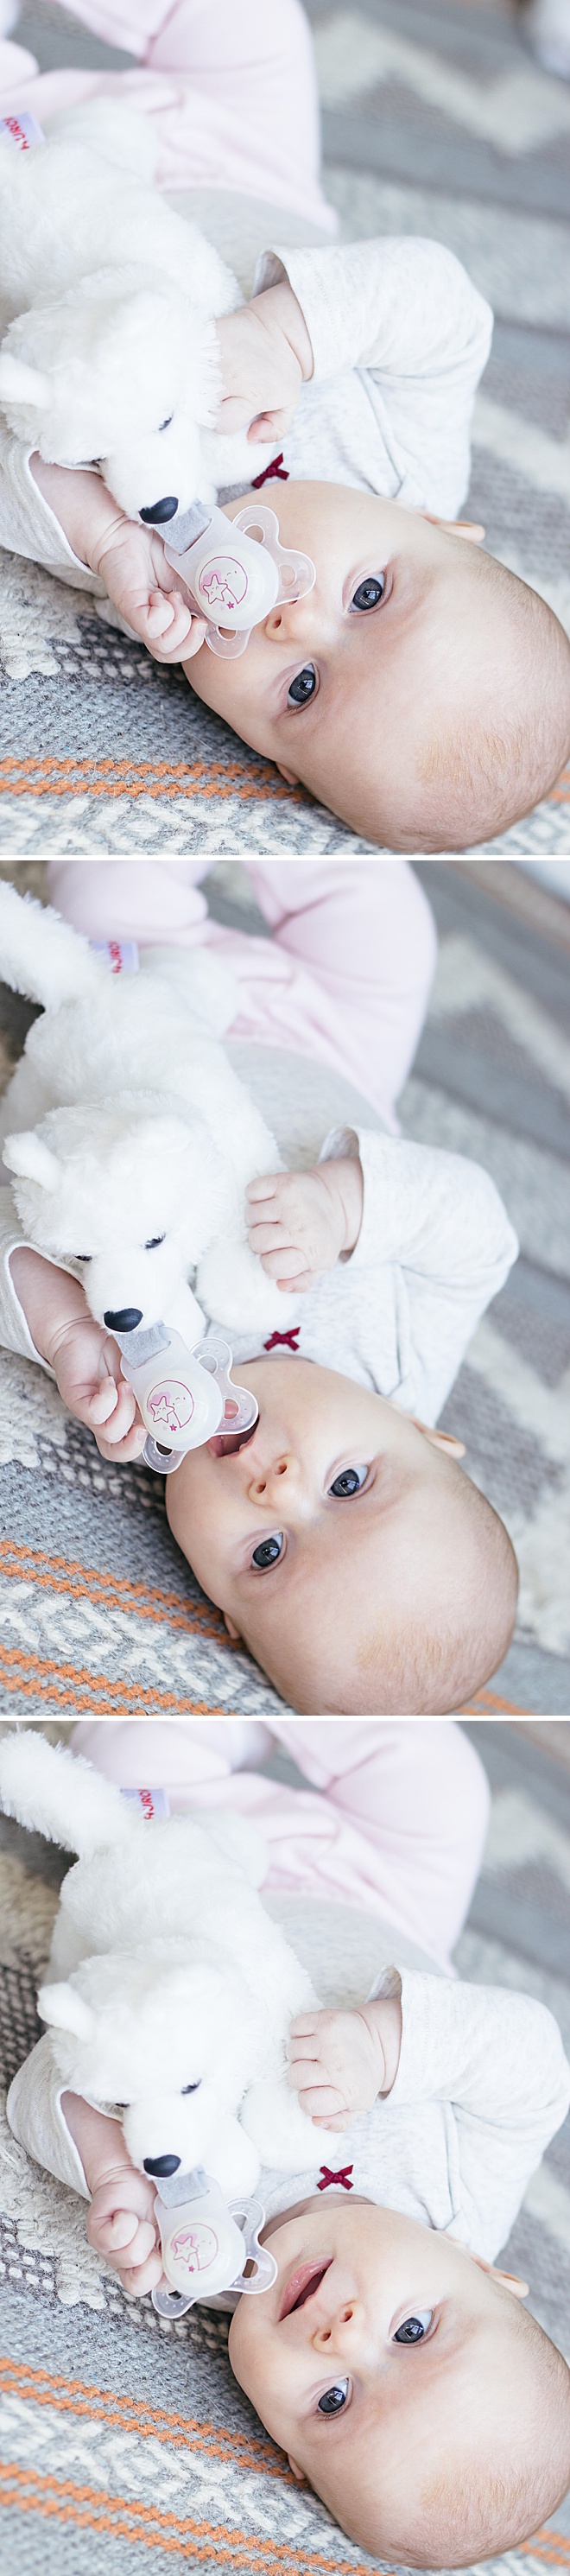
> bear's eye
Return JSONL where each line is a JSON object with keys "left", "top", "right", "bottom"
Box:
{"left": 145, "top": 1235, "right": 166, "bottom": 1249}
{"left": 181, "top": 2081, "right": 200, "bottom": 2094}
{"left": 159, "top": 416, "right": 173, "bottom": 431}
{"left": 75, "top": 1254, "right": 92, "bottom": 1263}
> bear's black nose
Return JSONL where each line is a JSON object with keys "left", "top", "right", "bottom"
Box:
{"left": 140, "top": 497, "right": 179, "bottom": 523}
{"left": 104, "top": 1307, "right": 143, "bottom": 1331}
{"left": 143, "top": 2154, "right": 180, "bottom": 2178}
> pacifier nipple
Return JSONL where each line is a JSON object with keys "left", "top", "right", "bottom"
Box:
{"left": 200, "top": 1336, "right": 258, "bottom": 1448}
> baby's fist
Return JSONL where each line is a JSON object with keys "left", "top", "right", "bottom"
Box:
{"left": 287, "top": 2006, "right": 388, "bottom": 2131}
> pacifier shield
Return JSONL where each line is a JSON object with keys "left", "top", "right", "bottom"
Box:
{"left": 146, "top": 1376, "right": 195, "bottom": 1435}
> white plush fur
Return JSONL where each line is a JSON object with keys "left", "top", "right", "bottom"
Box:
{"left": 0, "top": 101, "right": 273, "bottom": 516}
{"left": 0, "top": 1734, "right": 335, "bottom": 2196}
{"left": 0, "top": 883, "right": 299, "bottom": 1337}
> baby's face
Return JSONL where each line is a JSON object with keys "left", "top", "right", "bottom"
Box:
{"left": 228, "top": 2196, "right": 522, "bottom": 2551}
{"left": 165, "top": 1358, "right": 459, "bottom": 1710}
{"left": 185, "top": 485, "right": 484, "bottom": 843}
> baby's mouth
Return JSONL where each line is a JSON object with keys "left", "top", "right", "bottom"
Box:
{"left": 207, "top": 1419, "right": 258, "bottom": 1459}
{"left": 280, "top": 2260, "right": 333, "bottom": 2321}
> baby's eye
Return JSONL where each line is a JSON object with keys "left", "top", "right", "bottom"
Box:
{"left": 352, "top": 574, "right": 384, "bottom": 611}
{"left": 318, "top": 2378, "right": 350, "bottom": 2414}
{"left": 329, "top": 1466, "right": 368, "bottom": 1497}
{"left": 393, "top": 2310, "right": 433, "bottom": 2343}
{"left": 288, "top": 663, "right": 316, "bottom": 706}
{"left": 251, "top": 1532, "right": 283, "bottom": 1569}
{"left": 144, "top": 1234, "right": 166, "bottom": 1249}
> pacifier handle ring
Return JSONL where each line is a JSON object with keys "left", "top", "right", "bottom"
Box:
{"left": 205, "top": 624, "right": 250, "bottom": 657}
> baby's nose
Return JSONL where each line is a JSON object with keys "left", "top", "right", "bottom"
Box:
{"left": 252, "top": 1453, "right": 293, "bottom": 1495}
{"left": 264, "top": 592, "right": 317, "bottom": 644}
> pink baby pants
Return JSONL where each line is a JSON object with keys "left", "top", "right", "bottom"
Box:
{"left": 0, "top": 0, "right": 335, "bottom": 230}
{"left": 70, "top": 1718, "right": 491, "bottom": 1970}
{"left": 46, "top": 860, "right": 437, "bottom": 1129}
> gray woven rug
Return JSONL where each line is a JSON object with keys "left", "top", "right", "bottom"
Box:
{"left": 0, "top": 1716, "right": 569, "bottom": 2574}
{"left": 0, "top": 0, "right": 568, "bottom": 856}
{"left": 1, "top": 855, "right": 570, "bottom": 1718}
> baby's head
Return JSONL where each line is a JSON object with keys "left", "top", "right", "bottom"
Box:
{"left": 187, "top": 485, "right": 570, "bottom": 850}
{"left": 166, "top": 1358, "right": 517, "bottom": 1713}
{"left": 228, "top": 2196, "right": 570, "bottom": 2566}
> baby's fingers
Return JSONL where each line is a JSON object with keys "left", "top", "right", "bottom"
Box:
{"left": 246, "top": 1177, "right": 282, "bottom": 1207}
{"left": 294, "top": 2083, "right": 351, "bottom": 2121}
{"left": 146, "top": 591, "right": 206, "bottom": 663}
{"left": 120, "top": 2247, "right": 164, "bottom": 2299}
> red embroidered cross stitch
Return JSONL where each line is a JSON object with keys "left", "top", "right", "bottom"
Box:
{"left": 318, "top": 2165, "right": 354, "bottom": 2192}
{"left": 250, "top": 452, "right": 289, "bottom": 487}
{"left": 263, "top": 1327, "right": 301, "bottom": 1351}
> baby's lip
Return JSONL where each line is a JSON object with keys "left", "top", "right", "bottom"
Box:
{"left": 207, "top": 1419, "right": 258, "bottom": 1459}
{"left": 279, "top": 2259, "right": 333, "bottom": 2323}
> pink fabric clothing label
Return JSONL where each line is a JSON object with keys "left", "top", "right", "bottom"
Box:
{"left": 121, "top": 1786, "right": 170, "bottom": 1821}
{"left": 0, "top": 110, "right": 44, "bottom": 148}
{"left": 91, "top": 939, "right": 140, "bottom": 974}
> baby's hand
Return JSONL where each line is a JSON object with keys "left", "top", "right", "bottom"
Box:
{"left": 245, "top": 1158, "right": 364, "bottom": 1291}
{"left": 214, "top": 282, "right": 314, "bottom": 445}
{"left": 88, "top": 2167, "right": 162, "bottom": 2298}
{"left": 10, "top": 1249, "right": 146, "bottom": 1463}
{"left": 287, "top": 1998, "right": 402, "bottom": 2131}
{"left": 52, "top": 1310, "right": 148, "bottom": 1463}
{"left": 93, "top": 514, "right": 207, "bottom": 666}
{"left": 30, "top": 455, "right": 206, "bottom": 665}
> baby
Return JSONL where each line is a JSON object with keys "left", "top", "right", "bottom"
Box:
{"left": 7, "top": 1714, "right": 570, "bottom": 2570}
{"left": 2, "top": 0, "right": 569, "bottom": 849}
{"left": 1, "top": 857, "right": 521, "bottom": 1716}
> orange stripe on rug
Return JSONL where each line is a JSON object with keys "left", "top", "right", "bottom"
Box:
{"left": 459, "top": 1691, "right": 528, "bottom": 1714}
{"left": 0, "top": 1535, "right": 223, "bottom": 1638}
{"left": 0, "top": 756, "right": 307, "bottom": 805}
{"left": 0, "top": 2458, "right": 383, "bottom": 2572}
{"left": 0, "top": 2355, "right": 287, "bottom": 2478}
{"left": 0, "top": 1643, "right": 237, "bottom": 1716}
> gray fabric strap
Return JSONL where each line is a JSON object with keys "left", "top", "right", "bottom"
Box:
{"left": 111, "top": 1322, "right": 170, "bottom": 1366}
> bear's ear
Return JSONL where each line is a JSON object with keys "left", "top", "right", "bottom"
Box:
{"left": 0, "top": 352, "right": 51, "bottom": 408}
{"left": 3, "top": 1132, "right": 60, "bottom": 1191}
{"left": 38, "top": 1983, "right": 96, "bottom": 2042}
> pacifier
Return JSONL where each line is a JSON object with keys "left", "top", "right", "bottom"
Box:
{"left": 151, "top": 2167, "right": 278, "bottom": 2317}
{"left": 163, "top": 498, "right": 315, "bottom": 657}
{"left": 111, "top": 1319, "right": 258, "bottom": 1473}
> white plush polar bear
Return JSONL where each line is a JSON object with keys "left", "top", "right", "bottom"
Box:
{"left": 0, "top": 99, "right": 273, "bottom": 519}
{"left": 0, "top": 880, "right": 298, "bottom": 1340}
{"left": 0, "top": 1732, "right": 336, "bottom": 2196}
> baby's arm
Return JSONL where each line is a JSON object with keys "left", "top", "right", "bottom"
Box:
{"left": 63, "top": 2094, "right": 162, "bottom": 2296}
{"left": 29, "top": 457, "right": 207, "bottom": 665}
{"left": 288, "top": 1995, "right": 402, "bottom": 2130}
{"left": 10, "top": 1247, "right": 146, "bottom": 1462}
{"left": 246, "top": 1157, "right": 364, "bottom": 1291}
{"left": 251, "top": 239, "right": 493, "bottom": 519}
